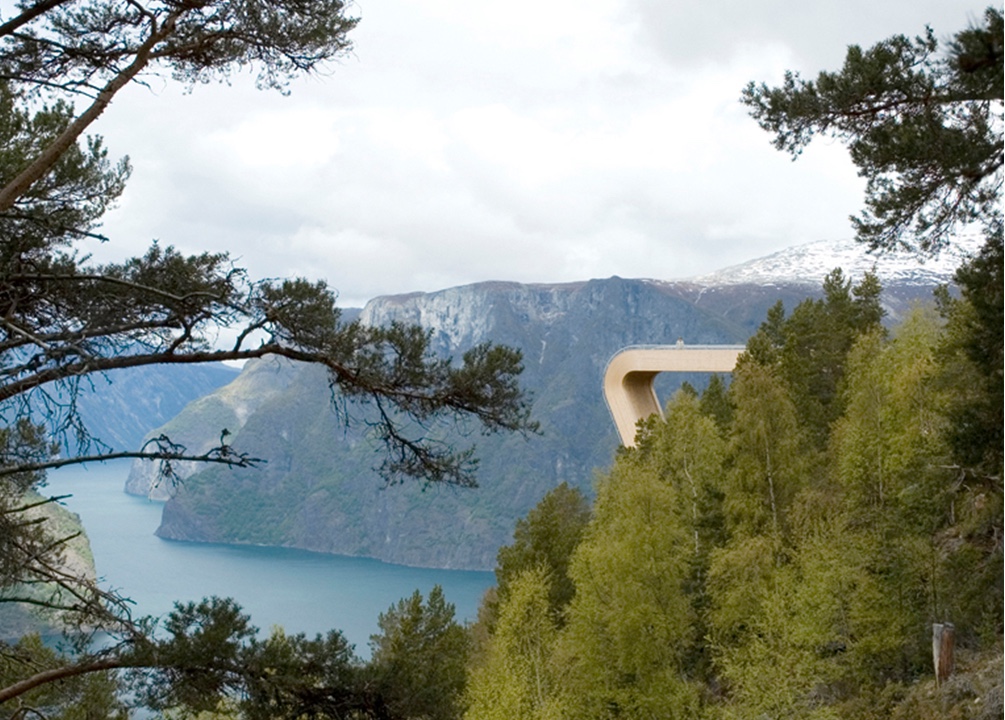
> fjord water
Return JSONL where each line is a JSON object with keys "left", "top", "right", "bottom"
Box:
{"left": 45, "top": 462, "right": 494, "bottom": 657}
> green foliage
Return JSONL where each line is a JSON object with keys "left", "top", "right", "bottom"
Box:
{"left": 0, "top": 577, "right": 483, "bottom": 718}
{"left": 742, "top": 8, "right": 1003, "bottom": 253}
{"left": 557, "top": 406, "right": 709, "bottom": 718}
{"left": 744, "top": 269, "right": 885, "bottom": 449}
{"left": 637, "top": 390, "right": 727, "bottom": 681}
{"left": 0, "top": 422, "right": 123, "bottom": 633}
{"left": 937, "top": 229, "right": 1004, "bottom": 482}
{"left": 698, "top": 374, "right": 732, "bottom": 435}
{"left": 0, "top": 633, "right": 127, "bottom": 719}
{"left": 722, "top": 362, "right": 806, "bottom": 541}
{"left": 463, "top": 11, "right": 1005, "bottom": 717}
{"left": 0, "top": 81, "right": 129, "bottom": 250}
{"left": 733, "top": 15, "right": 1004, "bottom": 708}
{"left": 0, "top": 6, "right": 534, "bottom": 708}
{"left": 0, "top": 3, "right": 1000, "bottom": 715}
{"left": 117, "top": 597, "right": 370, "bottom": 718}
{"left": 711, "top": 564, "right": 839, "bottom": 720}
{"left": 494, "top": 483, "right": 590, "bottom": 621}
{"left": 836, "top": 307, "right": 1000, "bottom": 651}
{"left": 930, "top": 235, "right": 1004, "bottom": 646}
{"left": 0, "top": 0, "right": 358, "bottom": 212}
{"left": 464, "top": 270, "right": 1002, "bottom": 719}
{"left": 238, "top": 628, "right": 363, "bottom": 720}
{"left": 129, "top": 597, "right": 258, "bottom": 713}
{"left": 469, "top": 483, "right": 591, "bottom": 695}
{"left": 0, "top": 0, "right": 535, "bottom": 513}
{"left": 465, "top": 567, "right": 564, "bottom": 720}
{"left": 0, "top": 0, "right": 535, "bottom": 711}
{"left": 369, "top": 585, "right": 470, "bottom": 720}
{"left": 4, "top": 234, "right": 537, "bottom": 486}
{"left": 1, "top": 0, "right": 359, "bottom": 96}
{"left": 834, "top": 311, "right": 950, "bottom": 530}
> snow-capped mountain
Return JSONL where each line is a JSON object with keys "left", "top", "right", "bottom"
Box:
{"left": 689, "top": 235, "right": 982, "bottom": 287}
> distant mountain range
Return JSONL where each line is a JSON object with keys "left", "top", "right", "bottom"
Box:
{"left": 121, "top": 239, "right": 974, "bottom": 570}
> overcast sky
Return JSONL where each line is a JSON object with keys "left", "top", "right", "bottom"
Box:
{"left": 84, "top": 0, "right": 986, "bottom": 308}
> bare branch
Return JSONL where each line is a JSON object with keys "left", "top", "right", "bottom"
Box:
{"left": 0, "top": 447, "right": 265, "bottom": 478}
{"left": 0, "top": 657, "right": 133, "bottom": 704}
{"left": 0, "top": 0, "right": 76, "bottom": 38}
{"left": 0, "top": 494, "right": 71, "bottom": 515}
{"left": 8, "top": 272, "right": 236, "bottom": 306}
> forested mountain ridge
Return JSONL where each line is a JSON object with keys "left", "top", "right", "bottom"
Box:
{"left": 127, "top": 240, "right": 966, "bottom": 570}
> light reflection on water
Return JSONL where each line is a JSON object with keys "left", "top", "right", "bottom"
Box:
{"left": 45, "top": 462, "right": 494, "bottom": 657}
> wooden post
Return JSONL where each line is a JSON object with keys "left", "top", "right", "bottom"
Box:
{"left": 932, "top": 622, "right": 955, "bottom": 687}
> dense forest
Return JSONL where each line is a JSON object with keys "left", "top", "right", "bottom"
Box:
{"left": 399, "top": 10, "right": 1005, "bottom": 716}
{"left": 464, "top": 258, "right": 1003, "bottom": 720}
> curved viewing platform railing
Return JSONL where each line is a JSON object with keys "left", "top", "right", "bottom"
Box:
{"left": 603, "top": 344, "right": 746, "bottom": 447}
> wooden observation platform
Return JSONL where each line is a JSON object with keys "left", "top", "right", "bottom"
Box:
{"left": 603, "top": 344, "right": 745, "bottom": 447}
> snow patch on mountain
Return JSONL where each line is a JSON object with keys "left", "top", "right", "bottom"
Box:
{"left": 688, "top": 235, "right": 983, "bottom": 287}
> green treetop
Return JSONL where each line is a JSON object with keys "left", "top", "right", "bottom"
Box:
{"left": 494, "top": 482, "right": 591, "bottom": 622}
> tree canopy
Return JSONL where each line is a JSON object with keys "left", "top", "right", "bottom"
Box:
{"left": 369, "top": 586, "right": 470, "bottom": 720}
{"left": 467, "top": 273, "right": 1003, "bottom": 720}
{"left": 463, "top": 11, "right": 1005, "bottom": 720}
{"left": 0, "top": 0, "right": 358, "bottom": 212}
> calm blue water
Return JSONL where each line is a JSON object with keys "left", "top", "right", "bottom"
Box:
{"left": 45, "top": 462, "right": 494, "bottom": 657}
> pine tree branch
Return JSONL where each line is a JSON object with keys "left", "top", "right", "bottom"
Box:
{"left": 0, "top": 10, "right": 180, "bottom": 213}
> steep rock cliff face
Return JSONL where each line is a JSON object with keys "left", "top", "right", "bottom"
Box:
{"left": 139, "top": 245, "right": 958, "bottom": 569}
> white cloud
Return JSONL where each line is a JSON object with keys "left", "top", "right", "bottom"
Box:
{"left": 207, "top": 109, "right": 343, "bottom": 169}
{"left": 85, "top": 0, "right": 987, "bottom": 309}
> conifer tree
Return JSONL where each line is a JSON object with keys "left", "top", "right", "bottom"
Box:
{"left": 0, "top": 0, "right": 537, "bottom": 711}
{"left": 369, "top": 586, "right": 470, "bottom": 720}
{"left": 493, "top": 483, "right": 590, "bottom": 623}
{"left": 698, "top": 374, "right": 733, "bottom": 436}
{"left": 937, "top": 229, "right": 1004, "bottom": 483}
